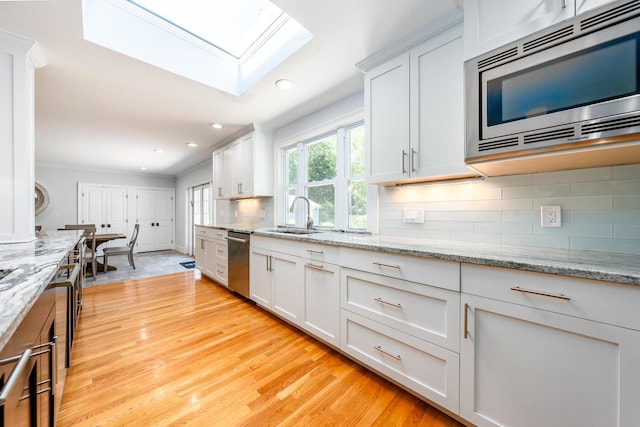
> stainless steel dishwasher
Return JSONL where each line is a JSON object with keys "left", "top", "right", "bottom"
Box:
{"left": 226, "top": 231, "right": 250, "bottom": 298}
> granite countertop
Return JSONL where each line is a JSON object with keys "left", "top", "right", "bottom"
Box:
{"left": 252, "top": 228, "right": 640, "bottom": 286}
{"left": 0, "top": 230, "right": 83, "bottom": 351}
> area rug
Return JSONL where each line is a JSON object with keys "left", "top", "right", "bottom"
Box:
{"left": 180, "top": 261, "right": 196, "bottom": 269}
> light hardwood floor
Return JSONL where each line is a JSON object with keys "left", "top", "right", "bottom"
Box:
{"left": 58, "top": 272, "right": 464, "bottom": 426}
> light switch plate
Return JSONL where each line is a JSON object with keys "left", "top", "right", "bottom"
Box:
{"left": 403, "top": 208, "right": 424, "bottom": 223}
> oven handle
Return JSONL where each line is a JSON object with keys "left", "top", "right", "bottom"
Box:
{"left": 226, "top": 236, "right": 249, "bottom": 244}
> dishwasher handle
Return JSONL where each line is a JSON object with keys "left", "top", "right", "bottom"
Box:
{"left": 226, "top": 236, "right": 249, "bottom": 244}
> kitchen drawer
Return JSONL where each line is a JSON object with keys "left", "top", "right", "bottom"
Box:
{"left": 341, "top": 310, "right": 459, "bottom": 413}
{"left": 299, "top": 241, "right": 340, "bottom": 265}
{"left": 214, "top": 261, "right": 228, "bottom": 286}
{"left": 342, "top": 268, "right": 460, "bottom": 352}
{"left": 195, "top": 226, "right": 226, "bottom": 240}
{"left": 340, "top": 247, "right": 459, "bottom": 291}
{"left": 214, "top": 239, "right": 228, "bottom": 262}
{"left": 251, "top": 235, "right": 298, "bottom": 254}
{"left": 462, "top": 263, "right": 640, "bottom": 331}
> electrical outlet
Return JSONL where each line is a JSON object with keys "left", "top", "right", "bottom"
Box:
{"left": 403, "top": 208, "right": 424, "bottom": 223}
{"left": 259, "top": 210, "right": 265, "bottom": 219}
{"left": 541, "top": 205, "right": 561, "bottom": 227}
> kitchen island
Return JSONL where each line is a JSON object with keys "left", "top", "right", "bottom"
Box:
{"left": 0, "top": 230, "right": 83, "bottom": 351}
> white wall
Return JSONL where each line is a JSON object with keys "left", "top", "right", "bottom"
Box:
{"left": 35, "top": 165, "right": 175, "bottom": 232}
{"left": 378, "top": 164, "right": 640, "bottom": 255}
{"left": 174, "top": 158, "right": 212, "bottom": 253}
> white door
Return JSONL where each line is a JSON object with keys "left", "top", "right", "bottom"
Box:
{"left": 460, "top": 293, "right": 640, "bottom": 427}
{"left": 154, "top": 189, "right": 173, "bottom": 251}
{"left": 104, "top": 187, "right": 128, "bottom": 245}
{"left": 136, "top": 189, "right": 156, "bottom": 252}
{"left": 80, "top": 185, "right": 105, "bottom": 230}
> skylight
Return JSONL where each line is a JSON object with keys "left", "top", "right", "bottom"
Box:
{"left": 81, "top": 0, "right": 313, "bottom": 96}
{"left": 127, "top": 0, "right": 285, "bottom": 59}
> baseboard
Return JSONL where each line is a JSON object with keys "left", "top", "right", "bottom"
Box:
{"left": 175, "top": 245, "right": 188, "bottom": 255}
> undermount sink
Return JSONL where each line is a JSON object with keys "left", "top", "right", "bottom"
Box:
{"left": 267, "top": 228, "right": 320, "bottom": 235}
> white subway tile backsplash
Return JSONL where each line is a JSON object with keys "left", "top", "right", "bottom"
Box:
{"left": 613, "top": 164, "right": 640, "bottom": 180}
{"left": 377, "top": 165, "right": 640, "bottom": 255}
{"left": 532, "top": 167, "right": 612, "bottom": 184}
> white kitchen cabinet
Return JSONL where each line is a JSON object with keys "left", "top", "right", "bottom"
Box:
{"left": 303, "top": 260, "right": 340, "bottom": 346}
{"left": 365, "top": 24, "right": 475, "bottom": 185}
{"left": 135, "top": 188, "right": 174, "bottom": 252}
{"left": 213, "top": 150, "right": 224, "bottom": 198}
{"left": 78, "top": 184, "right": 128, "bottom": 246}
{"left": 460, "top": 264, "right": 640, "bottom": 427}
{"left": 463, "top": 0, "right": 616, "bottom": 60}
{"left": 250, "top": 236, "right": 341, "bottom": 346}
{"left": 339, "top": 249, "right": 461, "bottom": 413}
{"left": 212, "top": 126, "right": 273, "bottom": 199}
{"left": 195, "top": 227, "right": 227, "bottom": 286}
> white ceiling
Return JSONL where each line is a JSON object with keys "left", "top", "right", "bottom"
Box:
{"left": 0, "top": 0, "right": 461, "bottom": 176}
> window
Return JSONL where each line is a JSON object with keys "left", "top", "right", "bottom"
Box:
{"left": 192, "top": 183, "right": 211, "bottom": 226}
{"left": 282, "top": 122, "right": 366, "bottom": 230}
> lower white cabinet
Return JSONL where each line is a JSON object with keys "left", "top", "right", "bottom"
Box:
{"left": 303, "top": 261, "right": 340, "bottom": 346}
{"left": 338, "top": 248, "right": 461, "bottom": 414}
{"left": 250, "top": 236, "right": 340, "bottom": 346}
{"left": 341, "top": 311, "right": 459, "bottom": 412}
{"left": 461, "top": 265, "right": 640, "bottom": 427}
{"left": 195, "top": 227, "right": 227, "bottom": 286}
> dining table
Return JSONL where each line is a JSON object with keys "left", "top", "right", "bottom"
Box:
{"left": 88, "top": 232, "right": 126, "bottom": 275}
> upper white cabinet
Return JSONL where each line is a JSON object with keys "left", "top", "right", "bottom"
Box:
{"left": 463, "top": 0, "right": 616, "bottom": 60}
{"left": 364, "top": 22, "right": 476, "bottom": 185}
{"left": 213, "top": 126, "right": 273, "bottom": 199}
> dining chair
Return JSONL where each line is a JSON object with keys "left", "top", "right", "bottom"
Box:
{"left": 81, "top": 227, "right": 97, "bottom": 281}
{"left": 103, "top": 223, "right": 140, "bottom": 272}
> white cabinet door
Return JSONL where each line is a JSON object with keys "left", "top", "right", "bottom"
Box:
{"left": 460, "top": 293, "right": 640, "bottom": 427}
{"left": 194, "top": 237, "right": 205, "bottom": 271}
{"left": 365, "top": 54, "right": 410, "bottom": 184}
{"left": 213, "top": 150, "right": 224, "bottom": 199}
{"left": 222, "top": 143, "right": 237, "bottom": 198}
{"left": 272, "top": 252, "right": 304, "bottom": 324}
{"left": 303, "top": 261, "right": 340, "bottom": 346}
{"left": 250, "top": 247, "right": 272, "bottom": 307}
{"left": 239, "top": 134, "right": 253, "bottom": 196}
{"left": 411, "top": 27, "right": 471, "bottom": 180}
{"left": 463, "top": 0, "right": 575, "bottom": 60}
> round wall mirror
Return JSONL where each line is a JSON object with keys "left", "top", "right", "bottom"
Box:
{"left": 35, "top": 182, "right": 50, "bottom": 215}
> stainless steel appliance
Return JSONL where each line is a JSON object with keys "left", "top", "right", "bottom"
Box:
{"left": 465, "top": 0, "right": 640, "bottom": 169}
{"left": 226, "top": 231, "right": 250, "bottom": 298}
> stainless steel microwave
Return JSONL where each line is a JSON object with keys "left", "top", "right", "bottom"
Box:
{"left": 465, "top": 0, "right": 640, "bottom": 165}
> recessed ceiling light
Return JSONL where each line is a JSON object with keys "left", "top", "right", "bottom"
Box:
{"left": 186, "top": 142, "right": 198, "bottom": 147}
{"left": 140, "top": 167, "right": 147, "bottom": 171}
{"left": 210, "top": 123, "right": 223, "bottom": 129}
{"left": 154, "top": 149, "right": 164, "bottom": 153}
{"left": 275, "top": 79, "right": 294, "bottom": 90}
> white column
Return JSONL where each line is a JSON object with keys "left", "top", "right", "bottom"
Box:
{"left": 0, "top": 29, "right": 46, "bottom": 243}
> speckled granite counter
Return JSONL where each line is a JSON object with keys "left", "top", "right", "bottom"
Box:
{"left": 0, "top": 230, "right": 83, "bottom": 351}
{"left": 252, "top": 229, "right": 640, "bottom": 286}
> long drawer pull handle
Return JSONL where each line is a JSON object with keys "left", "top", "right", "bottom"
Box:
{"left": 226, "top": 236, "right": 249, "bottom": 243}
{"left": 374, "top": 297, "right": 401, "bottom": 309}
{"left": 372, "top": 262, "right": 400, "bottom": 270}
{"left": 306, "top": 249, "right": 324, "bottom": 254}
{"left": 374, "top": 345, "right": 401, "bottom": 361}
{"left": 464, "top": 303, "right": 469, "bottom": 339}
{"left": 0, "top": 349, "right": 33, "bottom": 405}
{"left": 510, "top": 287, "right": 571, "bottom": 301}
{"left": 305, "top": 263, "right": 325, "bottom": 271}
